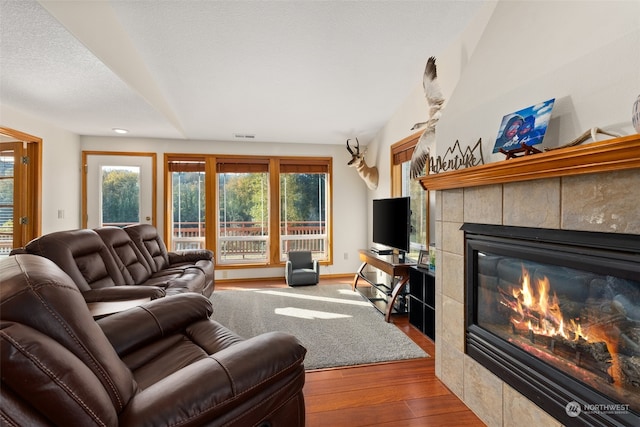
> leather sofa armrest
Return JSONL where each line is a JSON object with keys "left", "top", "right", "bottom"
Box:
{"left": 97, "top": 294, "right": 213, "bottom": 356}
{"left": 119, "top": 331, "right": 306, "bottom": 426}
{"left": 168, "top": 249, "right": 213, "bottom": 264}
{"left": 82, "top": 286, "right": 166, "bottom": 303}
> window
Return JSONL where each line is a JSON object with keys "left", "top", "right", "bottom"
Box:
{"left": 166, "top": 155, "right": 332, "bottom": 268}
{"left": 101, "top": 166, "right": 140, "bottom": 226}
{"left": 279, "top": 160, "right": 329, "bottom": 261}
{"left": 402, "top": 161, "right": 428, "bottom": 257}
{"left": 83, "top": 152, "right": 155, "bottom": 229}
{"left": 391, "top": 131, "right": 429, "bottom": 259}
{"left": 0, "top": 147, "right": 15, "bottom": 257}
{"left": 0, "top": 128, "right": 42, "bottom": 256}
{"left": 168, "top": 158, "right": 206, "bottom": 250}
{"left": 217, "top": 159, "right": 270, "bottom": 263}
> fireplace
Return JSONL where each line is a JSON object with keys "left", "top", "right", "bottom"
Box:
{"left": 463, "top": 223, "right": 640, "bottom": 426}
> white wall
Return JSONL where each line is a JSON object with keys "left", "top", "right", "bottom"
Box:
{"left": 1, "top": 105, "right": 81, "bottom": 233}
{"left": 371, "top": 0, "right": 639, "bottom": 244}
{"left": 81, "top": 135, "right": 369, "bottom": 280}
{"left": 437, "top": 0, "right": 640, "bottom": 165}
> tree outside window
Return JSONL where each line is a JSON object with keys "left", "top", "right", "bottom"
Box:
{"left": 218, "top": 171, "right": 269, "bottom": 263}
{"left": 165, "top": 155, "right": 332, "bottom": 267}
{"left": 391, "top": 132, "right": 429, "bottom": 260}
{"left": 280, "top": 172, "right": 327, "bottom": 260}
{"left": 168, "top": 159, "right": 206, "bottom": 251}
{"left": 172, "top": 171, "right": 205, "bottom": 250}
{"left": 101, "top": 166, "right": 139, "bottom": 226}
{"left": 402, "top": 161, "right": 428, "bottom": 258}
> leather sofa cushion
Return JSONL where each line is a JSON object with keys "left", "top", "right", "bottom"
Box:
{"left": 125, "top": 224, "right": 171, "bottom": 272}
{"left": 124, "top": 224, "right": 215, "bottom": 296}
{"left": 95, "top": 226, "right": 152, "bottom": 284}
{"left": 24, "top": 228, "right": 126, "bottom": 291}
{"left": 0, "top": 255, "right": 137, "bottom": 413}
{"left": 1, "top": 321, "right": 120, "bottom": 426}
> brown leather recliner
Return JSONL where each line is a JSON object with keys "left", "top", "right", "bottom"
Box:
{"left": 124, "top": 224, "right": 214, "bottom": 296}
{"left": 0, "top": 254, "right": 306, "bottom": 426}
{"left": 96, "top": 226, "right": 209, "bottom": 297}
{"left": 18, "top": 225, "right": 214, "bottom": 312}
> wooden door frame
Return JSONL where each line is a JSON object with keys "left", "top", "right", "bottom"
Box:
{"left": 81, "top": 151, "right": 157, "bottom": 229}
{"left": 0, "top": 127, "right": 42, "bottom": 246}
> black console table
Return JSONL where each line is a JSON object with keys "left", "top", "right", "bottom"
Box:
{"left": 408, "top": 266, "right": 435, "bottom": 340}
{"left": 352, "top": 249, "right": 415, "bottom": 322}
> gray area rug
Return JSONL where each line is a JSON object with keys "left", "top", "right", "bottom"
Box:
{"left": 210, "top": 284, "right": 429, "bottom": 370}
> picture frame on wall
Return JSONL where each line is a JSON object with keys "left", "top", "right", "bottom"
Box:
{"left": 417, "top": 249, "right": 430, "bottom": 269}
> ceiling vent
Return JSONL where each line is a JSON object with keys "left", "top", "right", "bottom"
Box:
{"left": 234, "top": 134, "right": 256, "bottom": 140}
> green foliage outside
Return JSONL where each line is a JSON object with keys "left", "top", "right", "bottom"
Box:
{"left": 0, "top": 180, "right": 13, "bottom": 232}
{"left": 102, "top": 168, "right": 139, "bottom": 224}
{"left": 171, "top": 171, "right": 327, "bottom": 259}
{"left": 172, "top": 172, "right": 205, "bottom": 226}
{"left": 280, "top": 173, "right": 326, "bottom": 225}
{"left": 409, "top": 179, "right": 426, "bottom": 246}
{"left": 0, "top": 158, "right": 14, "bottom": 233}
{"left": 170, "top": 172, "right": 327, "bottom": 234}
{"left": 218, "top": 172, "right": 269, "bottom": 234}
{"left": 402, "top": 161, "right": 427, "bottom": 258}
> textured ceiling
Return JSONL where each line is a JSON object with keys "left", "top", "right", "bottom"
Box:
{"left": 0, "top": 0, "right": 485, "bottom": 145}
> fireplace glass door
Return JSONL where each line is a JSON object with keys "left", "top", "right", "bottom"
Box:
{"left": 464, "top": 224, "right": 639, "bottom": 426}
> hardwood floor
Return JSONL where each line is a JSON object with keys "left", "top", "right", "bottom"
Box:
{"left": 217, "top": 278, "right": 485, "bottom": 426}
{"left": 304, "top": 316, "right": 484, "bottom": 426}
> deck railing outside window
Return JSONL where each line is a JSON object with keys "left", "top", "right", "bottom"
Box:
{"left": 171, "top": 221, "right": 326, "bottom": 260}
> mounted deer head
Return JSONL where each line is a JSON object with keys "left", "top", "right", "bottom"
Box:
{"left": 346, "top": 138, "right": 379, "bottom": 190}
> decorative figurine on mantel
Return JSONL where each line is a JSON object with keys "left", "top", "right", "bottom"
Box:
{"left": 632, "top": 94, "right": 640, "bottom": 133}
{"left": 544, "top": 127, "right": 622, "bottom": 151}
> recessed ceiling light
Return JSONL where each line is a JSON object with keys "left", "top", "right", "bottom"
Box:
{"left": 112, "top": 128, "right": 129, "bottom": 134}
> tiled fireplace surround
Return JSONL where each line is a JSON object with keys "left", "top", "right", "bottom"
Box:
{"left": 428, "top": 136, "right": 639, "bottom": 426}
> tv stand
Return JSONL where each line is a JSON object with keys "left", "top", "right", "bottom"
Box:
{"left": 352, "top": 249, "right": 415, "bottom": 322}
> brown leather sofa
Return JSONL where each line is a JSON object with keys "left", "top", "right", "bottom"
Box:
{"left": 1, "top": 254, "right": 307, "bottom": 426}
{"left": 16, "top": 224, "right": 214, "bottom": 310}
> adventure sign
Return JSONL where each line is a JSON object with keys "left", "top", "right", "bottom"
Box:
{"left": 429, "top": 139, "right": 484, "bottom": 174}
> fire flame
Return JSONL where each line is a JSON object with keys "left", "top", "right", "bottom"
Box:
{"left": 507, "top": 265, "right": 588, "bottom": 341}
{"left": 500, "top": 264, "right": 622, "bottom": 385}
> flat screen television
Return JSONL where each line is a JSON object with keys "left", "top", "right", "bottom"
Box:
{"left": 372, "top": 197, "right": 411, "bottom": 253}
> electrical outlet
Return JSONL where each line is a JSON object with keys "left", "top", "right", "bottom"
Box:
{"left": 343, "top": 252, "right": 348, "bottom": 260}
{"left": 57, "top": 209, "right": 64, "bottom": 219}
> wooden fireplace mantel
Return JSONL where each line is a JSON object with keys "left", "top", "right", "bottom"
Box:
{"left": 418, "top": 134, "right": 640, "bottom": 191}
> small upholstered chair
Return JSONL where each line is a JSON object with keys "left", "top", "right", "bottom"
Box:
{"left": 285, "top": 251, "right": 320, "bottom": 286}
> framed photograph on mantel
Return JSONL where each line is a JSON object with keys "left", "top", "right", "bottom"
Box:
{"left": 417, "top": 249, "right": 429, "bottom": 269}
{"left": 493, "top": 98, "right": 555, "bottom": 153}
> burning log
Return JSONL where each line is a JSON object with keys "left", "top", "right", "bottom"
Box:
{"left": 620, "top": 355, "right": 640, "bottom": 387}
{"left": 613, "top": 294, "right": 640, "bottom": 321}
{"left": 494, "top": 262, "right": 640, "bottom": 389}
{"left": 509, "top": 324, "right": 614, "bottom": 382}
{"left": 620, "top": 329, "right": 640, "bottom": 356}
